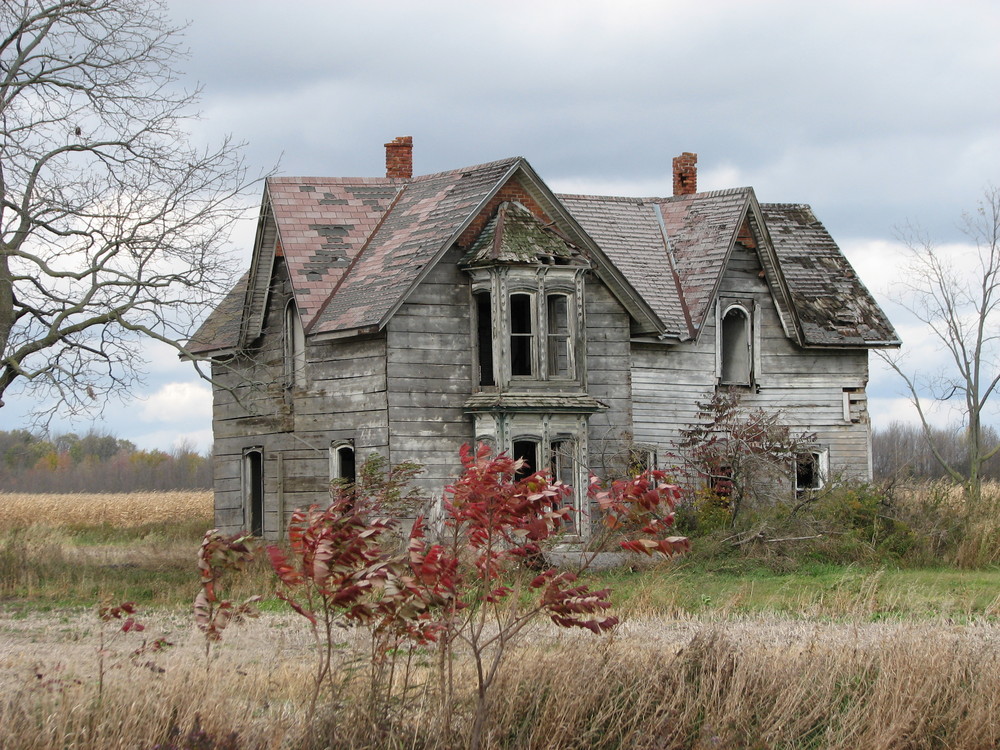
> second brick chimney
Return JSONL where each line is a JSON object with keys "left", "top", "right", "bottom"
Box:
{"left": 385, "top": 136, "right": 413, "bottom": 179}
{"left": 672, "top": 152, "right": 697, "bottom": 196}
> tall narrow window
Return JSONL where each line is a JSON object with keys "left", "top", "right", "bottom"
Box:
{"left": 284, "top": 299, "right": 306, "bottom": 389}
{"left": 510, "top": 293, "right": 535, "bottom": 377}
{"left": 243, "top": 448, "right": 264, "bottom": 537}
{"left": 547, "top": 293, "right": 571, "bottom": 378}
{"left": 720, "top": 306, "right": 751, "bottom": 384}
{"left": 550, "top": 439, "right": 578, "bottom": 533}
{"left": 475, "top": 291, "right": 495, "bottom": 386}
{"left": 331, "top": 441, "right": 356, "bottom": 486}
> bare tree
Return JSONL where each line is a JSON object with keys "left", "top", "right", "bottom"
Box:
{"left": 878, "top": 187, "right": 1000, "bottom": 507}
{"left": 0, "top": 0, "right": 255, "bottom": 421}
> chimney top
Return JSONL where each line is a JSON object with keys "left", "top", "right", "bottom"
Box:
{"left": 672, "top": 152, "right": 698, "bottom": 196}
{"left": 385, "top": 136, "right": 413, "bottom": 179}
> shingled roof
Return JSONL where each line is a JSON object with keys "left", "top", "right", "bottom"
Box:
{"left": 188, "top": 150, "right": 897, "bottom": 356}
{"left": 561, "top": 188, "right": 898, "bottom": 348}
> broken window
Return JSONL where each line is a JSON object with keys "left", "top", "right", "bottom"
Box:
{"left": 546, "top": 293, "right": 572, "bottom": 378}
{"left": 795, "top": 450, "right": 827, "bottom": 493}
{"left": 550, "top": 439, "right": 578, "bottom": 533}
{"left": 475, "top": 291, "right": 495, "bottom": 386}
{"left": 242, "top": 447, "right": 264, "bottom": 537}
{"left": 510, "top": 293, "right": 535, "bottom": 377}
{"left": 331, "top": 441, "right": 356, "bottom": 487}
{"left": 720, "top": 305, "right": 752, "bottom": 384}
{"left": 284, "top": 299, "right": 306, "bottom": 389}
{"left": 512, "top": 439, "right": 539, "bottom": 479}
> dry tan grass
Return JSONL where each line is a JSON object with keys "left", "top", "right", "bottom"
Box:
{"left": 3, "top": 608, "right": 1000, "bottom": 749}
{"left": 0, "top": 490, "right": 212, "bottom": 527}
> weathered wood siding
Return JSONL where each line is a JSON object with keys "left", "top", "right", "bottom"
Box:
{"left": 210, "top": 258, "right": 390, "bottom": 537}
{"left": 632, "top": 242, "right": 873, "bottom": 487}
{"left": 386, "top": 246, "right": 476, "bottom": 500}
{"left": 584, "top": 274, "right": 634, "bottom": 477}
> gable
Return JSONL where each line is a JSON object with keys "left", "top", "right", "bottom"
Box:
{"left": 761, "top": 203, "right": 898, "bottom": 346}
{"left": 563, "top": 187, "right": 898, "bottom": 349}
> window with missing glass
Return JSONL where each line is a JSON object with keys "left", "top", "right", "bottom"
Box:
{"left": 510, "top": 293, "right": 535, "bottom": 377}
{"left": 720, "top": 304, "right": 752, "bottom": 385}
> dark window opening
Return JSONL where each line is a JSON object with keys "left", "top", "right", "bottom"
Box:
{"left": 337, "top": 445, "right": 356, "bottom": 485}
{"left": 513, "top": 439, "right": 539, "bottom": 480}
{"left": 510, "top": 293, "right": 534, "bottom": 376}
{"left": 547, "top": 293, "right": 571, "bottom": 377}
{"left": 796, "top": 452, "right": 823, "bottom": 493}
{"left": 721, "top": 306, "right": 751, "bottom": 384}
{"left": 475, "top": 292, "right": 495, "bottom": 386}
{"left": 244, "top": 449, "right": 264, "bottom": 537}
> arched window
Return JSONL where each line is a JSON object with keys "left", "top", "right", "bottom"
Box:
{"left": 284, "top": 299, "right": 306, "bottom": 389}
{"left": 330, "top": 441, "right": 356, "bottom": 485}
{"left": 720, "top": 305, "right": 751, "bottom": 384}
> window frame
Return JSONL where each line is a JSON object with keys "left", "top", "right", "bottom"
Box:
{"left": 795, "top": 449, "right": 828, "bottom": 493}
{"left": 284, "top": 298, "right": 306, "bottom": 390}
{"left": 330, "top": 440, "right": 357, "bottom": 488}
{"left": 509, "top": 291, "right": 537, "bottom": 379}
{"left": 718, "top": 302, "right": 753, "bottom": 386}
{"left": 242, "top": 446, "right": 264, "bottom": 537}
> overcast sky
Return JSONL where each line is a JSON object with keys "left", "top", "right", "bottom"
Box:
{"left": 6, "top": 0, "right": 1000, "bottom": 451}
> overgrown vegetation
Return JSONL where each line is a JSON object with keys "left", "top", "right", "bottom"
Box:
{"left": 6, "top": 448, "right": 1000, "bottom": 748}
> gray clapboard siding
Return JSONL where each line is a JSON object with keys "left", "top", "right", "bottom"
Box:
{"left": 387, "top": 246, "right": 475, "bottom": 496}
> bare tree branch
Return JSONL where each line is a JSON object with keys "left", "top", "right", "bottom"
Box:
{"left": 0, "top": 0, "right": 262, "bottom": 420}
{"left": 877, "top": 186, "right": 1000, "bottom": 506}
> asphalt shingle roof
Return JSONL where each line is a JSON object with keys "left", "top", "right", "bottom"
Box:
{"left": 310, "top": 158, "right": 519, "bottom": 335}
{"left": 188, "top": 156, "right": 897, "bottom": 355}
{"left": 761, "top": 203, "right": 898, "bottom": 345}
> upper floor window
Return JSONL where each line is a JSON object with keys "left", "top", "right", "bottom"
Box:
{"left": 546, "top": 293, "right": 573, "bottom": 378}
{"left": 284, "top": 299, "right": 306, "bottom": 389}
{"left": 720, "top": 304, "right": 751, "bottom": 385}
{"left": 475, "top": 291, "right": 495, "bottom": 386}
{"left": 510, "top": 293, "right": 535, "bottom": 377}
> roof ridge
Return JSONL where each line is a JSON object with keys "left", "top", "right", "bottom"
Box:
{"left": 268, "top": 175, "right": 403, "bottom": 185}
{"left": 559, "top": 186, "right": 754, "bottom": 203}
{"left": 761, "top": 201, "right": 814, "bottom": 209}
{"left": 409, "top": 156, "right": 522, "bottom": 183}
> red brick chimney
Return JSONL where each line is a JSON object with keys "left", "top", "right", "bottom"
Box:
{"left": 385, "top": 136, "right": 413, "bottom": 179}
{"left": 672, "top": 152, "right": 698, "bottom": 196}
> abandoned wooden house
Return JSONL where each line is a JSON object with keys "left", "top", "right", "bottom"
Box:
{"left": 188, "top": 137, "right": 899, "bottom": 539}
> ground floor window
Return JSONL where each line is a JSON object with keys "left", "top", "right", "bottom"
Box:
{"left": 330, "top": 441, "right": 356, "bottom": 488}
{"left": 242, "top": 447, "right": 264, "bottom": 537}
{"left": 796, "top": 449, "right": 828, "bottom": 493}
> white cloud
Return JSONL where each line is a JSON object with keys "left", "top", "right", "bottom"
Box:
{"left": 138, "top": 381, "right": 212, "bottom": 424}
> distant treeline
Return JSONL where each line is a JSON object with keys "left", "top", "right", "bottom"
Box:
{"left": 1, "top": 422, "right": 993, "bottom": 493}
{"left": 873, "top": 421, "right": 1000, "bottom": 483}
{"left": 0, "top": 429, "right": 212, "bottom": 493}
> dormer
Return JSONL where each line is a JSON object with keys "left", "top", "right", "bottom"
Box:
{"left": 462, "top": 202, "right": 591, "bottom": 391}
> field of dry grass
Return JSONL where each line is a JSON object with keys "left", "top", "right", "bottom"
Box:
{"left": 0, "top": 490, "right": 212, "bottom": 527}
{"left": 2, "top": 607, "right": 1000, "bottom": 749}
{"left": 3, "top": 485, "right": 1000, "bottom": 748}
